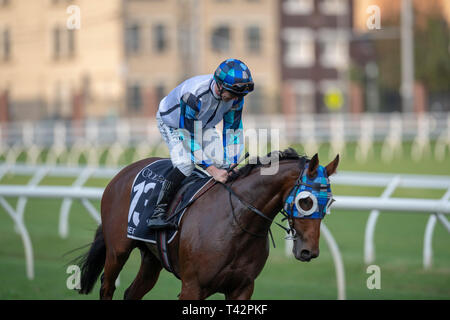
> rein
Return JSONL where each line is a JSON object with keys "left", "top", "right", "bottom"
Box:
{"left": 216, "top": 156, "right": 309, "bottom": 247}
{"left": 165, "top": 154, "right": 250, "bottom": 222}
{"left": 167, "top": 154, "right": 306, "bottom": 248}
{"left": 217, "top": 181, "right": 284, "bottom": 248}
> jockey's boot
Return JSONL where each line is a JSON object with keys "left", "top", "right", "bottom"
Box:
{"left": 147, "top": 167, "right": 186, "bottom": 230}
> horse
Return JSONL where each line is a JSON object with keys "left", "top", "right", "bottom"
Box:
{"left": 76, "top": 148, "right": 339, "bottom": 300}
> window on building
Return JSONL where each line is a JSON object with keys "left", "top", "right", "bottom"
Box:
{"left": 1, "top": 28, "right": 11, "bottom": 61}
{"left": 283, "top": 28, "right": 315, "bottom": 67}
{"left": 292, "top": 81, "right": 315, "bottom": 113}
{"left": 155, "top": 84, "right": 166, "bottom": 104}
{"left": 127, "top": 84, "right": 142, "bottom": 111}
{"left": 53, "top": 26, "right": 61, "bottom": 59}
{"left": 126, "top": 24, "right": 141, "bottom": 54}
{"left": 0, "top": 0, "right": 11, "bottom": 7}
{"left": 246, "top": 26, "right": 261, "bottom": 54}
{"left": 52, "top": 25, "right": 76, "bottom": 60}
{"left": 283, "top": 0, "right": 314, "bottom": 15}
{"left": 319, "top": 0, "right": 348, "bottom": 15}
{"left": 153, "top": 24, "right": 167, "bottom": 53}
{"left": 60, "top": 83, "right": 71, "bottom": 118}
{"left": 318, "top": 30, "right": 348, "bottom": 69}
{"left": 211, "top": 26, "right": 230, "bottom": 53}
{"left": 51, "top": 0, "right": 74, "bottom": 5}
{"left": 52, "top": 81, "right": 62, "bottom": 118}
{"left": 67, "top": 29, "right": 75, "bottom": 57}
{"left": 51, "top": 81, "right": 72, "bottom": 119}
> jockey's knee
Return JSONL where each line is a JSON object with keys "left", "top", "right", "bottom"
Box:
{"left": 172, "top": 161, "right": 194, "bottom": 177}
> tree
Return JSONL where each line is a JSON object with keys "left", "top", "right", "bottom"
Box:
{"left": 370, "top": 1, "right": 450, "bottom": 111}
{"left": 415, "top": 15, "right": 450, "bottom": 93}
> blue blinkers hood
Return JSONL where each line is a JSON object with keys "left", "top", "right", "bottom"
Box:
{"left": 283, "top": 162, "right": 334, "bottom": 219}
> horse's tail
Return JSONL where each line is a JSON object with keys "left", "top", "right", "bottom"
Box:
{"left": 77, "top": 225, "right": 106, "bottom": 294}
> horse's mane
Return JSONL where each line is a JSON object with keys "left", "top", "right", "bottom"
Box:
{"left": 228, "top": 148, "right": 307, "bottom": 182}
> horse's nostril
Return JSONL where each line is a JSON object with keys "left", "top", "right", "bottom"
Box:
{"left": 300, "top": 249, "right": 311, "bottom": 260}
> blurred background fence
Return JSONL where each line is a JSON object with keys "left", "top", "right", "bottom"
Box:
{"left": 0, "top": 112, "right": 448, "bottom": 167}
{"left": 1, "top": 162, "right": 448, "bottom": 301}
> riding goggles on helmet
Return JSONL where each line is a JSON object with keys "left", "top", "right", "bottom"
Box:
{"left": 221, "top": 81, "right": 254, "bottom": 97}
{"left": 284, "top": 163, "right": 334, "bottom": 219}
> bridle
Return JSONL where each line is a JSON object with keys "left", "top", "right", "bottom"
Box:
{"left": 217, "top": 156, "right": 311, "bottom": 247}
{"left": 279, "top": 156, "right": 309, "bottom": 240}
{"left": 166, "top": 156, "right": 319, "bottom": 248}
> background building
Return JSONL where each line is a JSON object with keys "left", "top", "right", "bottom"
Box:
{"left": 0, "top": 0, "right": 448, "bottom": 122}
{"left": 350, "top": 0, "right": 450, "bottom": 113}
{"left": 0, "top": 0, "right": 125, "bottom": 121}
{"left": 0, "top": 0, "right": 279, "bottom": 122}
{"left": 280, "top": 0, "right": 353, "bottom": 116}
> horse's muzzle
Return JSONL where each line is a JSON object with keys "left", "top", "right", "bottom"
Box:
{"left": 294, "top": 245, "right": 319, "bottom": 262}
{"left": 299, "top": 249, "right": 312, "bottom": 262}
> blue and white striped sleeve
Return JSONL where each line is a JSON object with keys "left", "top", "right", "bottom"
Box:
{"left": 179, "top": 93, "right": 214, "bottom": 168}
{"left": 179, "top": 92, "right": 200, "bottom": 133}
{"left": 222, "top": 98, "right": 244, "bottom": 166}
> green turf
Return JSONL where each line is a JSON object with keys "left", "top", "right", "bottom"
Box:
{"left": 0, "top": 141, "right": 449, "bottom": 299}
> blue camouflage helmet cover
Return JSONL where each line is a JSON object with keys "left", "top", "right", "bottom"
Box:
{"left": 214, "top": 59, "right": 254, "bottom": 96}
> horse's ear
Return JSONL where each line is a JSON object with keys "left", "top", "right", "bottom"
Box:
{"left": 325, "top": 154, "right": 340, "bottom": 177}
{"left": 307, "top": 153, "right": 319, "bottom": 178}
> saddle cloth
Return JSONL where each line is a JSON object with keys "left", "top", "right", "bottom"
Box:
{"left": 127, "top": 159, "right": 212, "bottom": 244}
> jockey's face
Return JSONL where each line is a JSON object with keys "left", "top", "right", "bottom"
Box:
{"left": 215, "top": 83, "right": 240, "bottom": 102}
{"left": 221, "top": 90, "right": 240, "bottom": 102}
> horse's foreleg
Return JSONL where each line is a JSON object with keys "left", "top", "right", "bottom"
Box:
{"left": 124, "top": 248, "right": 162, "bottom": 300}
{"left": 100, "top": 248, "right": 131, "bottom": 300}
{"left": 225, "top": 282, "right": 254, "bottom": 300}
{"left": 179, "top": 281, "right": 208, "bottom": 300}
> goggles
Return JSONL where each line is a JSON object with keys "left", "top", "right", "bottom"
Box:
{"left": 222, "top": 81, "right": 254, "bottom": 97}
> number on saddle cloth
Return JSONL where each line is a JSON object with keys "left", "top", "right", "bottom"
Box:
{"left": 126, "top": 159, "right": 211, "bottom": 244}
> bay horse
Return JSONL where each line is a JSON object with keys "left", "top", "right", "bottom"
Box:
{"left": 77, "top": 148, "right": 339, "bottom": 300}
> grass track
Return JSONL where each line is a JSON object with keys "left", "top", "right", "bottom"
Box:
{"left": 0, "top": 141, "right": 449, "bottom": 299}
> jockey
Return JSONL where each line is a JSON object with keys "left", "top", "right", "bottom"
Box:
{"left": 147, "top": 59, "right": 254, "bottom": 230}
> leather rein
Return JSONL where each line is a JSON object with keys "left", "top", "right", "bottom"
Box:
{"left": 166, "top": 154, "right": 308, "bottom": 248}
{"left": 217, "top": 156, "right": 308, "bottom": 248}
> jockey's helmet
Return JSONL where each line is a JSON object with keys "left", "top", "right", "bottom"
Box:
{"left": 214, "top": 59, "right": 254, "bottom": 97}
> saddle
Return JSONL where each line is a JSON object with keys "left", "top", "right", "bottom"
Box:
{"left": 126, "top": 159, "right": 212, "bottom": 277}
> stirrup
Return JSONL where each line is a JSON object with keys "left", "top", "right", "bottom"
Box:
{"left": 147, "top": 216, "right": 177, "bottom": 230}
{"left": 147, "top": 205, "right": 177, "bottom": 229}
{"left": 152, "top": 205, "right": 168, "bottom": 219}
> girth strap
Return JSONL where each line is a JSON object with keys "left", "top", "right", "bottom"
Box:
{"left": 156, "top": 230, "right": 181, "bottom": 279}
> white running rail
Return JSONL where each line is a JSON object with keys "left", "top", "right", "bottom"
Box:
{"left": 1, "top": 164, "right": 449, "bottom": 300}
